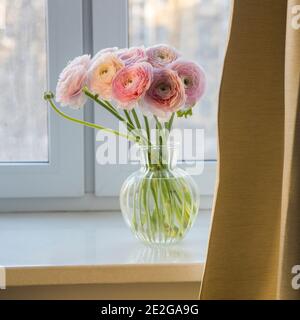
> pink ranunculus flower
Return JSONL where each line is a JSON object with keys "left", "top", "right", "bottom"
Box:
{"left": 117, "top": 46, "right": 147, "bottom": 66}
{"left": 91, "top": 47, "right": 119, "bottom": 64}
{"left": 88, "top": 52, "right": 124, "bottom": 99}
{"left": 141, "top": 68, "right": 186, "bottom": 118}
{"left": 112, "top": 62, "right": 153, "bottom": 109}
{"left": 146, "top": 44, "right": 180, "bottom": 68}
{"left": 56, "top": 54, "right": 91, "bottom": 109}
{"left": 169, "top": 59, "right": 206, "bottom": 108}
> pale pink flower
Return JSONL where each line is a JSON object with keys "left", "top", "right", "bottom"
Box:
{"left": 56, "top": 54, "right": 91, "bottom": 109}
{"left": 88, "top": 52, "right": 124, "bottom": 99}
{"left": 169, "top": 59, "right": 206, "bottom": 108}
{"left": 112, "top": 62, "right": 153, "bottom": 109}
{"left": 117, "top": 46, "right": 147, "bottom": 66}
{"left": 146, "top": 44, "right": 180, "bottom": 68}
{"left": 91, "top": 47, "right": 118, "bottom": 64}
{"left": 141, "top": 68, "right": 186, "bottom": 118}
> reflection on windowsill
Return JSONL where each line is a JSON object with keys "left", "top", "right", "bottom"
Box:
{"left": 127, "top": 244, "right": 194, "bottom": 264}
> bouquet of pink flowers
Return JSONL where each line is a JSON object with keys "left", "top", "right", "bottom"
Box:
{"left": 44, "top": 44, "right": 205, "bottom": 141}
{"left": 44, "top": 44, "right": 206, "bottom": 244}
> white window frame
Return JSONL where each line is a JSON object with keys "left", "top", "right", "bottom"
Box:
{"left": 0, "top": 0, "right": 216, "bottom": 212}
{"left": 0, "top": 0, "right": 85, "bottom": 198}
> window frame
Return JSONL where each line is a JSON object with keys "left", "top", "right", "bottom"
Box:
{"left": 0, "top": 0, "right": 216, "bottom": 212}
{"left": 0, "top": 0, "right": 85, "bottom": 198}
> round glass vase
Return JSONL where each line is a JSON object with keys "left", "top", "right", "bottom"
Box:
{"left": 120, "top": 144, "right": 200, "bottom": 245}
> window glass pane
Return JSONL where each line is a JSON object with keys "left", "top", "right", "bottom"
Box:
{"left": 129, "top": 0, "right": 230, "bottom": 160}
{"left": 0, "top": 0, "right": 48, "bottom": 162}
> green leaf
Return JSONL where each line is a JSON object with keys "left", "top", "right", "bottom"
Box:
{"left": 176, "top": 107, "right": 193, "bottom": 118}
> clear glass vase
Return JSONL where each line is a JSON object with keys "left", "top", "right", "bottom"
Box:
{"left": 120, "top": 144, "right": 200, "bottom": 245}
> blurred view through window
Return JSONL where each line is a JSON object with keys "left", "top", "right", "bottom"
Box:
{"left": 129, "top": 0, "right": 231, "bottom": 160}
{"left": 0, "top": 0, "right": 48, "bottom": 162}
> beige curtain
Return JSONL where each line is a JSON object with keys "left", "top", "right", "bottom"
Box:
{"left": 200, "top": 0, "right": 300, "bottom": 300}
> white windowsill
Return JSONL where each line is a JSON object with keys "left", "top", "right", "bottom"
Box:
{"left": 0, "top": 211, "right": 210, "bottom": 287}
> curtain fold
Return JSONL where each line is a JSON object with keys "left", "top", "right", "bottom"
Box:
{"left": 279, "top": 0, "right": 300, "bottom": 300}
{"left": 200, "top": 0, "right": 300, "bottom": 299}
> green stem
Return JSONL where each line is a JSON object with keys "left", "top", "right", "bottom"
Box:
{"left": 155, "top": 122, "right": 160, "bottom": 148}
{"left": 124, "top": 110, "right": 135, "bottom": 129}
{"left": 153, "top": 115, "right": 162, "bottom": 130}
{"left": 154, "top": 116, "right": 162, "bottom": 147}
{"left": 131, "top": 109, "right": 141, "bottom": 129}
{"left": 154, "top": 116, "right": 167, "bottom": 168}
{"left": 82, "top": 88, "right": 151, "bottom": 144}
{"left": 166, "top": 112, "right": 175, "bottom": 131}
{"left": 45, "top": 96, "right": 135, "bottom": 142}
{"left": 83, "top": 87, "right": 135, "bottom": 131}
{"left": 130, "top": 109, "right": 152, "bottom": 146}
{"left": 103, "top": 99, "right": 119, "bottom": 114}
{"left": 143, "top": 115, "right": 152, "bottom": 165}
{"left": 143, "top": 115, "right": 151, "bottom": 143}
